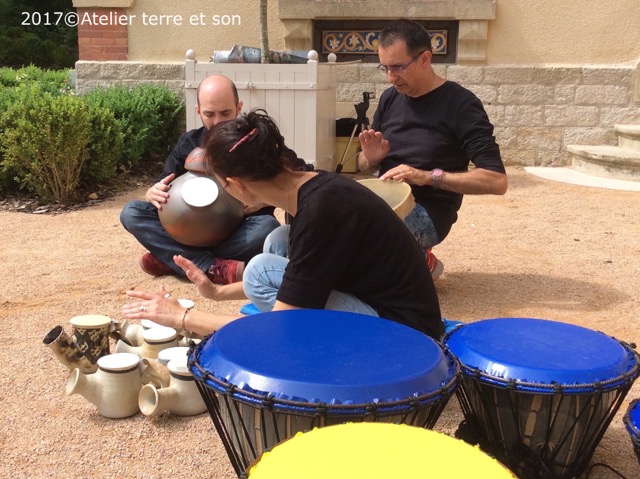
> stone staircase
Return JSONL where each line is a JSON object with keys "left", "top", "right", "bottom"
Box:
{"left": 566, "top": 124, "right": 640, "bottom": 182}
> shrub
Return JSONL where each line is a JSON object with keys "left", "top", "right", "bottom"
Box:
{"left": 82, "top": 103, "right": 125, "bottom": 184}
{"left": 2, "top": 85, "right": 92, "bottom": 201}
{"left": 83, "top": 84, "right": 184, "bottom": 168}
{"left": 0, "top": 75, "right": 184, "bottom": 200}
{"left": 83, "top": 85, "right": 158, "bottom": 168}
{"left": 0, "top": 65, "right": 72, "bottom": 93}
{"left": 132, "top": 84, "right": 185, "bottom": 156}
{"left": 0, "top": 85, "right": 24, "bottom": 191}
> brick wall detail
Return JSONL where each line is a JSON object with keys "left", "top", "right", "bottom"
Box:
{"left": 77, "top": 8, "right": 128, "bottom": 61}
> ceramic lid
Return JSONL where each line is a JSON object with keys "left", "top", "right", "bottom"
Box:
{"left": 191, "top": 309, "right": 456, "bottom": 404}
{"left": 168, "top": 356, "right": 191, "bottom": 376}
{"left": 144, "top": 326, "right": 177, "bottom": 343}
{"left": 69, "top": 314, "right": 112, "bottom": 328}
{"left": 98, "top": 352, "right": 140, "bottom": 371}
{"left": 444, "top": 317, "right": 638, "bottom": 391}
{"left": 141, "top": 319, "right": 162, "bottom": 329}
{"left": 178, "top": 298, "right": 195, "bottom": 309}
{"left": 158, "top": 346, "right": 190, "bottom": 365}
{"left": 181, "top": 177, "right": 218, "bottom": 207}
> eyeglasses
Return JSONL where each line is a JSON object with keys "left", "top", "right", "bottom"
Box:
{"left": 376, "top": 51, "right": 426, "bottom": 76}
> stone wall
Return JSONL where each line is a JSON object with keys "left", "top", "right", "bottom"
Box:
{"left": 337, "top": 64, "right": 640, "bottom": 167}
{"left": 75, "top": 61, "right": 184, "bottom": 97}
{"left": 75, "top": 61, "right": 640, "bottom": 167}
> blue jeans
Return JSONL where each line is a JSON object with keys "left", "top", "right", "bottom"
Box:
{"left": 243, "top": 225, "right": 379, "bottom": 316}
{"left": 403, "top": 203, "right": 440, "bottom": 250}
{"left": 120, "top": 200, "right": 280, "bottom": 277}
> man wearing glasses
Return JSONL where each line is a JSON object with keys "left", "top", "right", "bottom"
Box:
{"left": 358, "top": 19, "right": 507, "bottom": 280}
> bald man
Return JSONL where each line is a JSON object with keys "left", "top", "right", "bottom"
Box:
{"left": 120, "top": 75, "right": 305, "bottom": 284}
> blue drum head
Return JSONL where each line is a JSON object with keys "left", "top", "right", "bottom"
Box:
{"left": 444, "top": 317, "right": 638, "bottom": 391}
{"left": 190, "top": 310, "right": 456, "bottom": 404}
{"left": 625, "top": 399, "right": 640, "bottom": 441}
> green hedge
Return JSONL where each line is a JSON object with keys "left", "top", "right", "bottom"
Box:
{"left": 83, "top": 84, "right": 185, "bottom": 168}
{"left": 0, "top": 67, "right": 185, "bottom": 202}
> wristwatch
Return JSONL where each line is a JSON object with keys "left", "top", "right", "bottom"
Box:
{"left": 431, "top": 169, "right": 445, "bottom": 190}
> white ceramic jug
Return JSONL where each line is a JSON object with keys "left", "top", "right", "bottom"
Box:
{"left": 138, "top": 356, "right": 206, "bottom": 416}
{"left": 66, "top": 352, "right": 142, "bottom": 418}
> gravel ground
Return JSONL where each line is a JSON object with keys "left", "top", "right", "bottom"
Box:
{"left": 1, "top": 166, "right": 639, "bottom": 478}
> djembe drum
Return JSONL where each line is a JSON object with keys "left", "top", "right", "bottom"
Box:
{"left": 243, "top": 422, "right": 517, "bottom": 478}
{"left": 624, "top": 398, "right": 640, "bottom": 466}
{"left": 356, "top": 178, "right": 415, "bottom": 219}
{"left": 188, "top": 309, "right": 459, "bottom": 476}
{"left": 443, "top": 317, "right": 639, "bottom": 479}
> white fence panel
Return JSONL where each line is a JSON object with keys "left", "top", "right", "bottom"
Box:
{"left": 185, "top": 50, "right": 337, "bottom": 170}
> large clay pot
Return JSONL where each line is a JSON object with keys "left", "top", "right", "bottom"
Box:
{"left": 158, "top": 147, "right": 244, "bottom": 247}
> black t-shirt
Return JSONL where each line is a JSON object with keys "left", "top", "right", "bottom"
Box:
{"left": 372, "top": 81, "right": 505, "bottom": 241}
{"left": 276, "top": 171, "right": 443, "bottom": 339}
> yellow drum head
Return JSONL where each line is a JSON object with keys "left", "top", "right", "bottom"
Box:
{"left": 357, "top": 178, "right": 415, "bottom": 219}
{"left": 247, "top": 422, "right": 516, "bottom": 478}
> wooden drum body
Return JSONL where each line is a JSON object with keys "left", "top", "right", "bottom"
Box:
{"left": 444, "top": 317, "right": 640, "bottom": 479}
{"left": 356, "top": 178, "right": 415, "bottom": 220}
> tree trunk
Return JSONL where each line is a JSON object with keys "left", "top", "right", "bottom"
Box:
{"left": 259, "top": 0, "right": 270, "bottom": 63}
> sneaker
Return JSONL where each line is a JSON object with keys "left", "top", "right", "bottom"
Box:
{"left": 206, "top": 258, "right": 244, "bottom": 285}
{"left": 426, "top": 249, "right": 444, "bottom": 281}
{"left": 139, "top": 252, "right": 175, "bottom": 277}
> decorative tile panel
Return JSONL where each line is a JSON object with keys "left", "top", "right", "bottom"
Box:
{"left": 322, "top": 30, "right": 448, "bottom": 56}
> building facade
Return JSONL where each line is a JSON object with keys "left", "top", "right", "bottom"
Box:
{"left": 73, "top": 0, "right": 640, "bottom": 166}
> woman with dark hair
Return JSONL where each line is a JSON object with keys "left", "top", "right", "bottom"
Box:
{"left": 123, "top": 109, "right": 443, "bottom": 340}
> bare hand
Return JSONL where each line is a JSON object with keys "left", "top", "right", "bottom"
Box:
{"left": 358, "top": 129, "right": 390, "bottom": 165}
{"left": 174, "top": 255, "right": 222, "bottom": 300}
{"left": 122, "top": 286, "right": 181, "bottom": 329}
{"left": 379, "top": 164, "right": 423, "bottom": 185}
{"left": 145, "top": 174, "right": 176, "bottom": 209}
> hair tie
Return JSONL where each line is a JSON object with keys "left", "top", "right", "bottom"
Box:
{"left": 229, "top": 128, "right": 257, "bottom": 153}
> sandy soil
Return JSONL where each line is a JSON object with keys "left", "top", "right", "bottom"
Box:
{"left": 1, "top": 166, "right": 639, "bottom": 478}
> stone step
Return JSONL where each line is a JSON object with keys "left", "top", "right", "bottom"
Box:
{"left": 566, "top": 145, "right": 640, "bottom": 181}
{"left": 614, "top": 124, "right": 640, "bottom": 150}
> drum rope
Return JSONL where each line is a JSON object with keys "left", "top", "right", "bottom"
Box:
{"left": 458, "top": 363, "right": 639, "bottom": 394}
{"left": 188, "top": 342, "right": 462, "bottom": 474}
{"left": 452, "top": 369, "right": 637, "bottom": 479}
{"left": 193, "top": 381, "right": 248, "bottom": 477}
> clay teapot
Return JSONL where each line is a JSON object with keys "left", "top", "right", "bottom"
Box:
{"left": 158, "top": 147, "right": 244, "bottom": 247}
{"left": 66, "top": 352, "right": 142, "bottom": 418}
{"left": 115, "top": 326, "right": 178, "bottom": 359}
{"left": 43, "top": 315, "right": 113, "bottom": 373}
{"left": 138, "top": 356, "right": 206, "bottom": 416}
